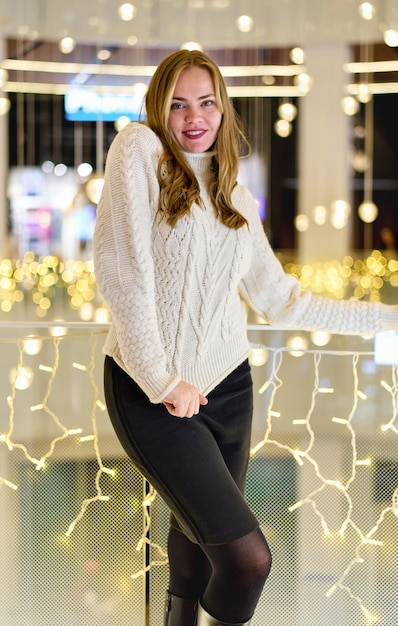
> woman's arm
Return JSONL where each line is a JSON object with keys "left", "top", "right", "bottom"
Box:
{"left": 94, "top": 123, "right": 181, "bottom": 402}
{"left": 237, "top": 186, "right": 398, "bottom": 336}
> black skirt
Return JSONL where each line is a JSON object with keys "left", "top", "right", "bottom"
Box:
{"left": 104, "top": 355, "right": 259, "bottom": 545}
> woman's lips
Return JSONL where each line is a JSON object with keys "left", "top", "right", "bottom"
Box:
{"left": 183, "top": 129, "right": 207, "bottom": 139}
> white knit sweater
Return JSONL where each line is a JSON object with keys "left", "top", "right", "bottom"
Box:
{"left": 93, "top": 122, "right": 398, "bottom": 403}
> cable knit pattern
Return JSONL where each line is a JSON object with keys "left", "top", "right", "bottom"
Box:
{"left": 93, "top": 122, "right": 398, "bottom": 403}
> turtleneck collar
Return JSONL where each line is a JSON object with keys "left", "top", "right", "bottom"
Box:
{"left": 183, "top": 150, "right": 215, "bottom": 178}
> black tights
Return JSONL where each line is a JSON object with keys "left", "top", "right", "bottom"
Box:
{"left": 167, "top": 525, "right": 272, "bottom": 623}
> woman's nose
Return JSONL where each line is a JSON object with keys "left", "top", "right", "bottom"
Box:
{"left": 185, "top": 107, "right": 201, "bottom": 122}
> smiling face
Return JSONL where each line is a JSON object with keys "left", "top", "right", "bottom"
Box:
{"left": 168, "top": 66, "right": 223, "bottom": 153}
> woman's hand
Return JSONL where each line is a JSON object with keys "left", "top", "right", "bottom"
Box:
{"left": 163, "top": 381, "right": 208, "bottom": 418}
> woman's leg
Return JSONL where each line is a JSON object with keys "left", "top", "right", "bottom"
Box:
{"left": 163, "top": 526, "right": 211, "bottom": 625}
{"left": 199, "top": 527, "right": 272, "bottom": 624}
{"left": 166, "top": 525, "right": 271, "bottom": 625}
{"left": 167, "top": 526, "right": 211, "bottom": 600}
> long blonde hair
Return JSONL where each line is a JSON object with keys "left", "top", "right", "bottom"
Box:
{"left": 144, "top": 49, "right": 249, "bottom": 229}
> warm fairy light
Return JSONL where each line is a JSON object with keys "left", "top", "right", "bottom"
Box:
{"left": 381, "top": 380, "right": 392, "bottom": 392}
{"left": 180, "top": 41, "right": 203, "bottom": 51}
{"left": 379, "top": 368, "right": 398, "bottom": 434}
{"left": 294, "top": 213, "right": 309, "bottom": 232}
{"left": 332, "top": 417, "right": 348, "bottom": 424}
{"left": 362, "top": 537, "right": 383, "bottom": 546}
{"left": 358, "top": 2, "right": 376, "bottom": 20}
{"left": 30, "top": 403, "right": 44, "bottom": 412}
{"left": 236, "top": 14, "right": 254, "bottom": 33}
{"left": 65, "top": 334, "right": 115, "bottom": 536}
{"left": 321, "top": 519, "right": 331, "bottom": 537}
{"left": 67, "top": 428, "right": 83, "bottom": 435}
{"left": 293, "top": 72, "right": 313, "bottom": 93}
{"left": 278, "top": 101, "right": 297, "bottom": 122}
{"left": 293, "top": 450, "right": 304, "bottom": 466}
{"left": 290, "top": 47, "right": 305, "bottom": 64}
{"left": 3, "top": 337, "right": 86, "bottom": 474}
{"left": 287, "top": 335, "right": 308, "bottom": 356}
{"left": 72, "top": 362, "right": 87, "bottom": 371}
{"left": 95, "top": 307, "right": 111, "bottom": 323}
{"left": 1, "top": 277, "right": 396, "bottom": 619}
{"left": 341, "top": 95, "right": 360, "bottom": 116}
{"left": 311, "top": 204, "right": 328, "bottom": 225}
{"left": 130, "top": 484, "right": 168, "bottom": 579}
{"left": 102, "top": 468, "right": 116, "bottom": 477}
{"left": 9, "top": 365, "right": 34, "bottom": 390}
{"left": 22, "top": 336, "right": 43, "bottom": 355}
{"left": 39, "top": 364, "right": 54, "bottom": 372}
{"left": 310, "top": 331, "right": 331, "bottom": 347}
{"left": 59, "top": 36, "right": 76, "bottom": 54}
{"left": 86, "top": 176, "right": 104, "bottom": 205}
{"left": 118, "top": 3, "right": 136, "bottom": 21}
{"left": 383, "top": 28, "right": 398, "bottom": 47}
{"left": 274, "top": 118, "right": 292, "bottom": 138}
{"left": 288, "top": 501, "right": 302, "bottom": 512}
{"left": 0, "top": 477, "right": 18, "bottom": 490}
{"left": 1, "top": 330, "right": 115, "bottom": 542}
{"left": 330, "top": 199, "right": 351, "bottom": 229}
{"left": 1, "top": 250, "right": 398, "bottom": 318}
{"left": 49, "top": 325, "right": 67, "bottom": 337}
{"left": 250, "top": 441, "right": 264, "bottom": 456}
{"left": 358, "top": 201, "right": 378, "bottom": 224}
{"left": 249, "top": 347, "right": 268, "bottom": 367}
{"left": 251, "top": 346, "right": 397, "bottom": 622}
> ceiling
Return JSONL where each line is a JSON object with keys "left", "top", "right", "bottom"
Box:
{"left": 1, "top": 0, "right": 398, "bottom": 97}
{"left": 1, "top": 0, "right": 397, "bottom": 49}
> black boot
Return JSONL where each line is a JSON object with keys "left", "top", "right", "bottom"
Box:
{"left": 164, "top": 590, "right": 198, "bottom": 626}
{"left": 196, "top": 602, "right": 251, "bottom": 626}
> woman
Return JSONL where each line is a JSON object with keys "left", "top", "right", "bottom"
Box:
{"left": 93, "top": 49, "right": 398, "bottom": 626}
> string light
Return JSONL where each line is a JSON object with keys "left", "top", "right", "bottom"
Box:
{"left": 250, "top": 345, "right": 397, "bottom": 623}
{"left": 379, "top": 367, "right": 398, "bottom": 434}
{"left": 0, "top": 477, "right": 18, "bottom": 490}
{"left": 65, "top": 335, "right": 115, "bottom": 537}
{"left": 1, "top": 250, "right": 398, "bottom": 318}
{"left": 0, "top": 313, "right": 396, "bottom": 619}
{"left": 79, "top": 434, "right": 96, "bottom": 442}
{"left": 0, "top": 328, "right": 117, "bottom": 546}
{"left": 130, "top": 484, "right": 168, "bottom": 580}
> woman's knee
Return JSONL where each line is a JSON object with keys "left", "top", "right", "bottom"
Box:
{"left": 237, "top": 534, "right": 272, "bottom": 588}
{"left": 251, "top": 538, "right": 272, "bottom": 583}
{"left": 203, "top": 527, "right": 272, "bottom": 587}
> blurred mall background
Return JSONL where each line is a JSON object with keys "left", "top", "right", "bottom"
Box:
{"left": 0, "top": 2, "right": 398, "bottom": 626}
{"left": 0, "top": 0, "right": 398, "bottom": 322}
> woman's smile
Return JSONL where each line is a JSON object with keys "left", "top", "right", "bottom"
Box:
{"left": 168, "top": 66, "right": 222, "bottom": 153}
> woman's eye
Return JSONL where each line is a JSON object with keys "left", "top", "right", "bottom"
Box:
{"left": 202, "top": 100, "right": 214, "bottom": 107}
{"left": 171, "top": 102, "right": 184, "bottom": 110}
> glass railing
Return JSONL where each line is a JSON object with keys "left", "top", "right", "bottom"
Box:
{"left": 0, "top": 322, "right": 397, "bottom": 626}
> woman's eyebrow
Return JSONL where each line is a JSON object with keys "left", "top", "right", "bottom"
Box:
{"left": 171, "top": 93, "right": 216, "bottom": 102}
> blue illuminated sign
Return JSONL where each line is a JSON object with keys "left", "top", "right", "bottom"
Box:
{"left": 64, "top": 89, "right": 145, "bottom": 122}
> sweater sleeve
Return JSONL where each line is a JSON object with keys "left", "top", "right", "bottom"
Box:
{"left": 93, "top": 123, "right": 181, "bottom": 402}
{"left": 237, "top": 186, "right": 398, "bottom": 336}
